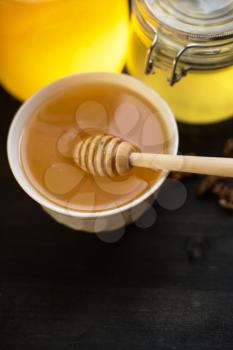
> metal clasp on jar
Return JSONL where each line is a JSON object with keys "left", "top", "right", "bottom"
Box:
{"left": 145, "top": 31, "right": 233, "bottom": 86}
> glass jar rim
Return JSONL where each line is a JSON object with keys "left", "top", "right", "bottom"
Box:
{"left": 137, "top": 0, "right": 233, "bottom": 41}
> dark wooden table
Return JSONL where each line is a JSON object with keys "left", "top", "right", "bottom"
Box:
{"left": 1, "top": 85, "right": 233, "bottom": 350}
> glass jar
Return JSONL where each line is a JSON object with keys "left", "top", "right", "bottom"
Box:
{"left": 127, "top": 0, "right": 233, "bottom": 124}
{"left": 0, "top": 0, "right": 129, "bottom": 100}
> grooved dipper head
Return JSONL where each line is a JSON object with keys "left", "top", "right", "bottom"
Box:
{"left": 73, "top": 134, "right": 137, "bottom": 177}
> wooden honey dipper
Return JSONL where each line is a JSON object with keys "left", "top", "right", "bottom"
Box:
{"left": 73, "top": 134, "right": 233, "bottom": 178}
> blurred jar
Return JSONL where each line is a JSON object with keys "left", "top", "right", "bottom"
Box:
{"left": 127, "top": 0, "right": 233, "bottom": 124}
{"left": 0, "top": 0, "right": 129, "bottom": 100}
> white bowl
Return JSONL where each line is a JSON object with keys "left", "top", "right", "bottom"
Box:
{"left": 7, "top": 72, "right": 178, "bottom": 232}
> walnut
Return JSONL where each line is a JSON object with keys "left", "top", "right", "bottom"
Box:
{"left": 212, "top": 182, "right": 229, "bottom": 199}
{"left": 219, "top": 199, "right": 233, "bottom": 210}
{"left": 170, "top": 171, "right": 194, "bottom": 181}
{"left": 224, "top": 138, "right": 233, "bottom": 158}
{"left": 218, "top": 187, "right": 233, "bottom": 210}
{"left": 197, "top": 176, "right": 225, "bottom": 196}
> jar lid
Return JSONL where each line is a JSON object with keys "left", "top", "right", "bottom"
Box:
{"left": 136, "top": 0, "right": 233, "bottom": 85}
{"left": 145, "top": 0, "right": 233, "bottom": 38}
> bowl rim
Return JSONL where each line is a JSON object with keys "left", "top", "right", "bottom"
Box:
{"left": 7, "top": 72, "right": 179, "bottom": 218}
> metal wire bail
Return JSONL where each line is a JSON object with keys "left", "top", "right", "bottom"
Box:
{"left": 145, "top": 33, "right": 233, "bottom": 86}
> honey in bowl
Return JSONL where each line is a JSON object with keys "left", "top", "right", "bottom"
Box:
{"left": 20, "top": 81, "right": 169, "bottom": 212}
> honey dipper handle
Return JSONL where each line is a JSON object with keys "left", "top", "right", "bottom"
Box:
{"left": 130, "top": 153, "right": 233, "bottom": 177}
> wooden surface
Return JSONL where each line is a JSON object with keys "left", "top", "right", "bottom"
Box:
{"left": 1, "top": 85, "right": 233, "bottom": 350}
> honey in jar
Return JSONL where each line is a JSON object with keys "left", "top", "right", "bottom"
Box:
{"left": 0, "top": 0, "right": 129, "bottom": 100}
{"left": 127, "top": 0, "right": 233, "bottom": 124}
